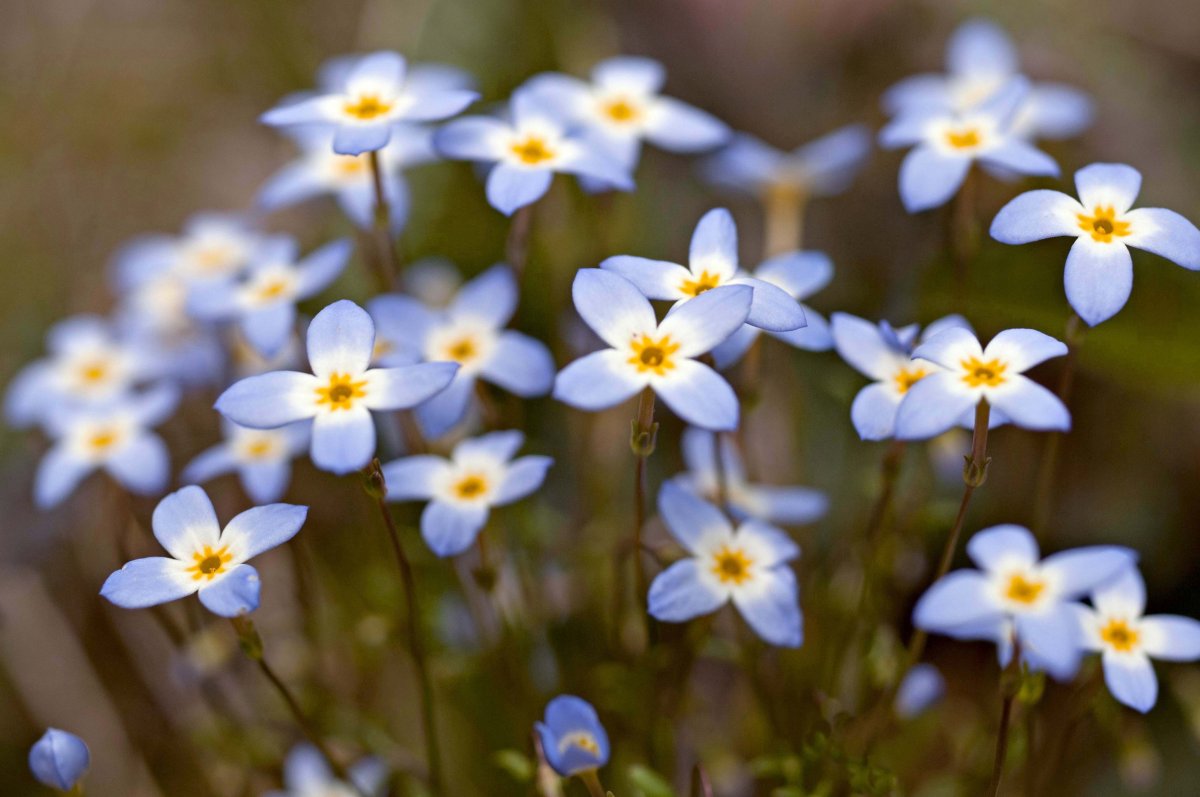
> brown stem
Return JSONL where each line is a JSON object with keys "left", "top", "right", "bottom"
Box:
{"left": 763, "top": 184, "right": 807, "bottom": 257}
{"left": 630, "top": 388, "right": 658, "bottom": 614}
{"left": 690, "top": 763, "right": 714, "bottom": 797}
{"left": 367, "top": 150, "right": 401, "bottom": 290}
{"left": 505, "top": 204, "right": 535, "bottom": 280}
{"left": 1030, "top": 312, "right": 1084, "bottom": 537}
{"left": 579, "top": 770, "right": 608, "bottom": 797}
{"left": 990, "top": 641, "right": 1023, "bottom": 797}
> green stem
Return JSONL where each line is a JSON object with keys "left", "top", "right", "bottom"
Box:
{"left": 630, "top": 388, "right": 658, "bottom": 613}
{"left": 505, "top": 204, "right": 535, "bottom": 281}
{"left": 579, "top": 769, "right": 608, "bottom": 797}
{"left": 990, "top": 641, "right": 1023, "bottom": 797}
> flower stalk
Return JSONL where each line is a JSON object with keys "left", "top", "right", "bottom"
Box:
{"left": 367, "top": 149, "right": 401, "bottom": 290}
{"left": 630, "top": 387, "right": 659, "bottom": 611}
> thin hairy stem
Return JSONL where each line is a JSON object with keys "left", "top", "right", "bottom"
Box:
{"left": 367, "top": 149, "right": 401, "bottom": 289}
{"left": 506, "top": 204, "right": 535, "bottom": 280}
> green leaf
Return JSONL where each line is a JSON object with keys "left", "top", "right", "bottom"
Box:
{"left": 492, "top": 749, "right": 535, "bottom": 782}
{"left": 628, "top": 763, "right": 676, "bottom": 797}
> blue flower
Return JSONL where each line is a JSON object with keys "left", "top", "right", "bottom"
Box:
{"left": 913, "top": 524, "right": 1136, "bottom": 680}
{"left": 182, "top": 420, "right": 310, "bottom": 504}
{"left": 367, "top": 265, "right": 555, "bottom": 437}
{"left": 832, "top": 312, "right": 976, "bottom": 440}
{"left": 261, "top": 51, "right": 478, "bottom": 156}
{"left": 29, "top": 728, "right": 89, "bottom": 792}
{"left": 990, "top": 162, "right": 1200, "bottom": 326}
{"left": 553, "top": 270, "right": 750, "bottom": 431}
{"left": 702, "top": 125, "right": 871, "bottom": 200}
{"left": 264, "top": 743, "right": 388, "bottom": 797}
{"left": 1076, "top": 566, "right": 1200, "bottom": 713}
{"left": 648, "top": 481, "right": 803, "bottom": 647}
{"left": 534, "top": 695, "right": 611, "bottom": 777}
{"left": 33, "top": 384, "right": 179, "bottom": 508}
{"left": 671, "top": 428, "right": 827, "bottom": 526}
{"left": 894, "top": 663, "right": 945, "bottom": 719}
{"left": 893, "top": 325, "right": 1069, "bottom": 440}
{"left": 601, "top": 208, "right": 806, "bottom": 334}
{"left": 101, "top": 485, "right": 307, "bottom": 617}
{"left": 115, "top": 212, "right": 262, "bottom": 288}
{"left": 434, "top": 87, "right": 634, "bottom": 215}
{"left": 880, "top": 77, "right": 1058, "bottom": 212}
{"left": 190, "top": 236, "right": 352, "bottom": 358}
{"left": 381, "top": 430, "right": 552, "bottom": 557}
{"left": 215, "top": 300, "right": 458, "bottom": 474}
{"left": 883, "top": 18, "right": 1093, "bottom": 141}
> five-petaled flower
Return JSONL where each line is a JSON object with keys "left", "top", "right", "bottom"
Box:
{"left": 648, "top": 481, "right": 803, "bottom": 647}
{"left": 381, "top": 430, "right": 552, "bottom": 557}
{"left": 29, "top": 728, "right": 90, "bottom": 792}
{"left": 913, "top": 524, "right": 1136, "bottom": 679}
{"left": 702, "top": 125, "right": 871, "bottom": 203}
{"left": 553, "top": 269, "right": 751, "bottom": 431}
{"left": 265, "top": 744, "right": 388, "bottom": 797}
{"left": 534, "top": 695, "right": 611, "bottom": 778}
{"left": 183, "top": 420, "right": 310, "bottom": 504}
{"left": 990, "top": 162, "right": 1200, "bottom": 326}
{"left": 101, "top": 485, "right": 308, "bottom": 617}
{"left": 214, "top": 300, "right": 458, "bottom": 474}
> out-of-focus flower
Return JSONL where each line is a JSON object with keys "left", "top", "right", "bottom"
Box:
{"left": 116, "top": 212, "right": 262, "bottom": 287}
{"left": 534, "top": 695, "right": 611, "bottom": 777}
{"left": 434, "top": 87, "right": 634, "bottom": 215}
{"left": 883, "top": 18, "right": 1093, "bottom": 141}
{"left": 34, "top": 384, "right": 178, "bottom": 508}
{"left": 182, "top": 420, "right": 310, "bottom": 504}
{"left": 893, "top": 326, "right": 1069, "bottom": 440}
{"left": 29, "top": 729, "right": 89, "bottom": 792}
{"left": 702, "top": 125, "right": 871, "bottom": 201}
{"left": 648, "top": 481, "right": 803, "bottom": 647}
{"left": 190, "top": 237, "right": 352, "bottom": 358}
{"left": 101, "top": 485, "right": 307, "bottom": 617}
{"left": 1076, "top": 566, "right": 1200, "bottom": 713}
{"left": 367, "top": 265, "right": 555, "bottom": 437}
{"left": 215, "top": 300, "right": 458, "bottom": 474}
{"left": 913, "top": 524, "right": 1136, "bottom": 679}
{"left": 895, "top": 663, "right": 946, "bottom": 719}
{"left": 265, "top": 743, "right": 388, "bottom": 797}
{"left": 990, "top": 162, "right": 1200, "bottom": 326}
{"left": 671, "top": 428, "right": 827, "bottom": 526}
{"left": 879, "top": 77, "right": 1058, "bottom": 213}
{"left": 832, "top": 313, "right": 975, "bottom": 440}
{"left": 381, "top": 430, "right": 552, "bottom": 557}
{"left": 553, "top": 270, "right": 750, "bottom": 431}
{"left": 601, "top": 208, "right": 806, "bottom": 333}
{"left": 261, "top": 51, "right": 478, "bottom": 156}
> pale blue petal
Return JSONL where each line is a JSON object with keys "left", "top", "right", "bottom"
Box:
{"left": 850, "top": 383, "right": 901, "bottom": 440}
{"left": 29, "top": 729, "right": 90, "bottom": 791}
{"left": 106, "top": 434, "right": 171, "bottom": 496}
{"left": 215, "top": 371, "right": 320, "bottom": 428}
{"left": 295, "top": 238, "right": 353, "bottom": 297}
{"left": 363, "top": 362, "right": 458, "bottom": 411}
{"left": 381, "top": 455, "right": 450, "bottom": 501}
{"left": 421, "top": 500, "right": 488, "bottom": 557}
{"left": 794, "top": 125, "right": 872, "bottom": 196}
{"left": 913, "top": 570, "right": 997, "bottom": 631}
{"left": 989, "top": 189, "right": 1082, "bottom": 243}
{"left": 599, "top": 255, "right": 689, "bottom": 301}
{"left": 1125, "top": 207, "right": 1200, "bottom": 270}
{"left": 129, "top": 383, "right": 181, "bottom": 427}
{"left": 732, "top": 567, "right": 803, "bottom": 648}
{"left": 151, "top": 485, "right": 220, "bottom": 559}
{"left": 1092, "top": 566, "right": 1146, "bottom": 617}
{"left": 401, "top": 87, "right": 478, "bottom": 122}
{"left": 4, "top": 361, "right": 53, "bottom": 428}
{"left": 894, "top": 372, "right": 978, "bottom": 441}
{"left": 450, "top": 264, "right": 517, "bottom": 327}
{"left": 895, "top": 663, "right": 945, "bottom": 719}
{"left": 414, "top": 374, "right": 474, "bottom": 438}
{"left": 307, "top": 299, "right": 375, "bottom": 378}
{"left": 878, "top": 109, "right": 941, "bottom": 149}
{"left": 345, "top": 51, "right": 406, "bottom": 92}
{"left": 947, "top": 19, "right": 1017, "bottom": 77}
{"left": 766, "top": 306, "right": 832, "bottom": 351}
{"left": 743, "top": 485, "right": 828, "bottom": 526}
{"left": 311, "top": 408, "right": 375, "bottom": 474}
{"left": 480, "top": 331, "right": 554, "bottom": 396}
{"left": 258, "top": 161, "right": 327, "bottom": 213}
{"left": 1040, "top": 546, "right": 1137, "bottom": 599}
{"left": 654, "top": 359, "right": 739, "bottom": 431}
{"left": 831, "top": 313, "right": 898, "bottom": 381}
{"left": 261, "top": 96, "right": 333, "bottom": 128}
{"left": 980, "top": 140, "right": 1058, "bottom": 177}
{"left": 899, "top": 146, "right": 971, "bottom": 213}
{"left": 701, "top": 133, "right": 781, "bottom": 193}
{"left": 433, "top": 116, "right": 508, "bottom": 161}
{"left": 922, "top": 314, "right": 974, "bottom": 342}
{"left": 658, "top": 284, "right": 752, "bottom": 357}
{"left": 1015, "top": 604, "right": 1084, "bottom": 680}
{"left": 557, "top": 147, "right": 635, "bottom": 191}
{"left": 242, "top": 303, "right": 296, "bottom": 359}
{"left": 1064, "top": 237, "right": 1133, "bottom": 326}
{"left": 34, "top": 446, "right": 94, "bottom": 509}
{"left": 1102, "top": 653, "right": 1157, "bottom": 712}
{"left": 648, "top": 559, "right": 726, "bottom": 622}
{"left": 910, "top": 325, "right": 983, "bottom": 369}
{"left": 283, "top": 744, "right": 331, "bottom": 790}
{"left": 593, "top": 56, "right": 665, "bottom": 93}
{"left": 966, "top": 524, "right": 1039, "bottom": 572}
{"left": 1026, "top": 83, "right": 1093, "bottom": 140}
{"left": 366, "top": 293, "right": 437, "bottom": 350}
{"left": 984, "top": 328, "right": 1068, "bottom": 372}
{"left": 221, "top": 503, "right": 308, "bottom": 561}
{"left": 688, "top": 208, "right": 738, "bottom": 277}
{"left": 740, "top": 519, "right": 801, "bottom": 565}
{"left": 333, "top": 122, "right": 393, "bottom": 156}
{"left": 645, "top": 98, "right": 730, "bottom": 152}
{"left": 455, "top": 429, "right": 524, "bottom": 462}
{"left": 553, "top": 350, "right": 644, "bottom": 411}
{"left": 538, "top": 694, "right": 610, "bottom": 775}
{"left": 494, "top": 455, "right": 552, "bottom": 505}
{"left": 755, "top": 251, "right": 833, "bottom": 299}
{"left": 710, "top": 325, "right": 761, "bottom": 370}
{"left": 1140, "top": 616, "right": 1200, "bottom": 661}
{"left": 182, "top": 444, "right": 238, "bottom": 486}
{"left": 198, "top": 564, "right": 262, "bottom": 617}
{"left": 570, "top": 269, "right": 657, "bottom": 349}
{"left": 1075, "top": 163, "right": 1141, "bottom": 214}
{"left": 240, "top": 461, "right": 292, "bottom": 504}
{"left": 486, "top": 163, "right": 553, "bottom": 216}
{"left": 101, "top": 557, "right": 196, "bottom": 608}
{"left": 986, "top": 375, "right": 1070, "bottom": 432}
{"left": 733, "top": 276, "right": 806, "bottom": 332}
{"left": 658, "top": 480, "right": 732, "bottom": 554}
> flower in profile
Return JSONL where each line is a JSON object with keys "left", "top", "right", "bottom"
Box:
{"left": 879, "top": 77, "right": 1058, "bottom": 212}
{"left": 265, "top": 743, "right": 388, "bottom": 797}
{"left": 672, "top": 428, "right": 827, "bottom": 526}
{"left": 832, "top": 312, "right": 974, "bottom": 440}
{"left": 913, "top": 524, "right": 1136, "bottom": 679}
{"left": 648, "top": 481, "right": 803, "bottom": 647}
{"left": 215, "top": 300, "right": 458, "bottom": 474}
{"left": 702, "top": 125, "right": 871, "bottom": 202}
{"left": 883, "top": 18, "right": 1093, "bottom": 141}
{"left": 894, "top": 663, "right": 946, "bottom": 719}
{"left": 601, "top": 208, "right": 806, "bottom": 334}
{"left": 101, "top": 485, "right": 307, "bottom": 617}
{"left": 29, "top": 729, "right": 89, "bottom": 792}
{"left": 261, "top": 51, "right": 478, "bottom": 156}
{"left": 190, "top": 237, "right": 352, "bottom": 358}
{"left": 367, "top": 265, "right": 555, "bottom": 437}
{"left": 523, "top": 55, "right": 729, "bottom": 174}
{"left": 382, "top": 430, "right": 552, "bottom": 557}
{"left": 434, "top": 87, "right": 634, "bottom": 215}
{"left": 1076, "top": 566, "right": 1200, "bottom": 713}
{"left": 34, "top": 384, "right": 179, "bottom": 508}
{"left": 534, "top": 695, "right": 611, "bottom": 777}
{"left": 182, "top": 420, "right": 310, "bottom": 504}
{"left": 553, "top": 270, "right": 750, "bottom": 431}
{"left": 893, "top": 325, "right": 1069, "bottom": 440}
{"left": 990, "top": 163, "right": 1200, "bottom": 326}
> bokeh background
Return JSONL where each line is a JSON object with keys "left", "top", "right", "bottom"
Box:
{"left": 3, "top": 0, "right": 1200, "bottom": 794}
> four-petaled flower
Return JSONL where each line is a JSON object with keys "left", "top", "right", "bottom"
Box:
{"left": 534, "top": 695, "right": 611, "bottom": 778}
{"left": 29, "top": 728, "right": 90, "bottom": 792}
{"left": 703, "top": 125, "right": 871, "bottom": 203}
{"left": 182, "top": 420, "right": 310, "bottom": 504}
{"left": 264, "top": 744, "right": 388, "bottom": 797}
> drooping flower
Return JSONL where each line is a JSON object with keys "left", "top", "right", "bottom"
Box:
{"left": 913, "top": 524, "right": 1136, "bottom": 679}
{"left": 893, "top": 325, "right": 1069, "bottom": 440}
{"left": 215, "top": 300, "right": 458, "bottom": 474}
{"left": 434, "top": 87, "right": 634, "bottom": 215}
{"left": 671, "top": 427, "right": 827, "bottom": 526}
{"left": 883, "top": 18, "right": 1093, "bottom": 141}
{"left": 648, "top": 481, "right": 803, "bottom": 647}
{"left": 702, "top": 125, "right": 871, "bottom": 202}
{"left": 381, "top": 430, "right": 552, "bottom": 557}
{"left": 182, "top": 420, "right": 310, "bottom": 504}
{"left": 29, "top": 729, "right": 90, "bottom": 792}
{"left": 894, "top": 663, "right": 946, "bottom": 719}
{"left": 600, "top": 207, "right": 806, "bottom": 334}
{"left": 1076, "top": 566, "right": 1200, "bottom": 713}
{"left": 534, "top": 695, "right": 611, "bottom": 778}
{"left": 34, "top": 384, "right": 179, "bottom": 509}
{"left": 366, "top": 264, "right": 555, "bottom": 437}
{"left": 101, "top": 485, "right": 307, "bottom": 617}
{"left": 265, "top": 743, "right": 388, "bottom": 797}
{"left": 261, "top": 51, "right": 478, "bottom": 156}
{"left": 553, "top": 270, "right": 750, "bottom": 431}
{"left": 990, "top": 162, "right": 1200, "bottom": 326}
{"left": 879, "top": 77, "right": 1058, "bottom": 213}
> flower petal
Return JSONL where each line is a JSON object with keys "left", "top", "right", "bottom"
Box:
{"left": 644, "top": 98, "right": 730, "bottom": 153}
{"left": 648, "top": 559, "right": 727, "bottom": 622}
{"left": 241, "top": 461, "right": 292, "bottom": 504}
{"left": 570, "top": 269, "right": 656, "bottom": 349}
{"left": 182, "top": 444, "right": 238, "bottom": 486}
{"left": 454, "top": 429, "right": 524, "bottom": 463}
{"left": 979, "top": 140, "right": 1058, "bottom": 178}
{"left": 449, "top": 264, "right": 517, "bottom": 327}
{"left": 151, "top": 485, "right": 221, "bottom": 560}
{"left": 984, "top": 328, "right": 1068, "bottom": 372}
{"left": 1124, "top": 207, "right": 1200, "bottom": 270}
{"left": 434, "top": 116, "right": 509, "bottom": 161}
{"left": 295, "top": 238, "right": 353, "bottom": 297}
{"left": 688, "top": 208, "right": 739, "bottom": 280}
{"left": 894, "top": 371, "right": 978, "bottom": 440}
{"left": 480, "top": 331, "right": 555, "bottom": 396}
{"left": 421, "top": 500, "right": 488, "bottom": 557}
{"left": 1016, "top": 603, "right": 1084, "bottom": 680}
{"left": 1064, "top": 237, "right": 1134, "bottom": 326}
{"left": 850, "top": 382, "right": 902, "bottom": 440}
{"left": 732, "top": 276, "right": 806, "bottom": 332}
{"left": 739, "top": 519, "right": 801, "bottom": 566}
{"left": 486, "top": 163, "right": 553, "bottom": 216}
{"left": 913, "top": 570, "right": 997, "bottom": 632}
{"left": 414, "top": 374, "right": 475, "bottom": 438}
{"left": 494, "top": 455, "right": 553, "bottom": 505}
{"left": 1025, "top": 83, "right": 1093, "bottom": 140}
{"left": 732, "top": 567, "right": 803, "bottom": 648}
{"left": 966, "top": 524, "right": 1040, "bottom": 572}
{"left": 1075, "top": 162, "right": 1141, "bottom": 214}
{"left": 553, "top": 350, "right": 644, "bottom": 411}
{"left": 311, "top": 408, "right": 376, "bottom": 474}
{"left": 1040, "top": 545, "right": 1138, "bottom": 599}
{"left": 363, "top": 362, "right": 459, "bottom": 411}
{"left": 755, "top": 251, "right": 833, "bottom": 299}
{"left": 658, "top": 480, "right": 733, "bottom": 555}
{"left": 947, "top": 18, "right": 1017, "bottom": 77}
{"left": 101, "top": 557, "right": 196, "bottom": 609}
{"left": 710, "top": 325, "right": 761, "bottom": 370}
{"left": 34, "top": 446, "right": 94, "bottom": 509}
{"left": 599, "top": 256, "right": 689, "bottom": 301}
{"left": 198, "top": 564, "right": 262, "bottom": 617}
{"left": 333, "top": 122, "right": 393, "bottom": 156}
{"left": 831, "top": 313, "right": 901, "bottom": 381}
{"left": 1139, "top": 615, "right": 1200, "bottom": 661}
{"left": 307, "top": 300, "right": 375, "bottom": 379}
{"left": 215, "top": 371, "right": 321, "bottom": 428}
{"left": 910, "top": 325, "right": 983, "bottom": 370}
{"left": 221, "top": 503, "right": 307, "bottom": 562}
{"left": 1091, "top": 565, "right": 1146, "bottom": 618}
{"left": 658, "top": 284, "right": 752, "bottom": 358}
{"left": 593, "top": 56, "right": 665, "bottom": 93}
{"left": 381, "top": 455, "right": 450, "bottom": 501}
{"left": 898, "top": 146, "right": 970, "bottom": 213}
{"left": 990, "top": 189, "right": 1083, "bottom": 244}
{"left": 1101, "top": 652, "right": 1157, "bottom": 712}
{"left": 653, "top": 358, "right": 739, "bottom": 431}
{"left": 985, "top": 375, "right": 1070, "bottom": 432}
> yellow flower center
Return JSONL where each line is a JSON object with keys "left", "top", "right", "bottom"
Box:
{"left": 254, "top": 277, "right": 291, "bottom": 302}
{"left": 77, "top": 360, "right": 111, "bottom": 384}
{"left": 559, "top": 731, "right": 600, "bottom": 757}
{"left": 192, "top": 243, "right": 236, "bottom": 273}
{"left": 894, "top": 366, "right": 929, "bottom": 394}
{"left": 1004, "top": 573, "right": 1046, "bottom": 606}
{"left": 372, "top": 338, "right": 394, "bottom": 361}
{"left": 334, "top": 155, "right": 368, "bottom": 177}
{"left": 188, "top": 545, "right": 233, "bottom": 581}
{"left": 601, "top": 96, "right": 641, "bottom": 124}
{"left": 711, "top": 545, "right": 754, "bottom": 586}
{"left": 960, "top": 356, "right": 1007, "bottom": 388}
{"left": 679, "top": 270, "right": 722, "bottom": 297}
{"left": 442, "top": 335, "right": 479, "bottom": 365}
{"left": 628, "top": 334, "right": 681, "bottom": 376}
{"left": 88, "top": 428, "right": 120, "bottom": 452}
{"left": 239, "top": 433, "right": 280, "bottom": 461}
{"left": 453, "top": 474, "right": 488, "bottom": 500}
{"left": 510, "top": 135, "right": 556, "bottom": 166}
{"left": 1100, "top": 618, "right": 1140, "bottom": 653}
{"left": 1076, "top": 206, "right": 1131, "bottom": 244}
{"left": 315, "top": 372, "right": 368, "bottom": 411}
{"left": 343, "top": 93, "right": 394, "bottom": 120}
{"left": 945, "top": 126, "right": 982, "bottom": 150}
